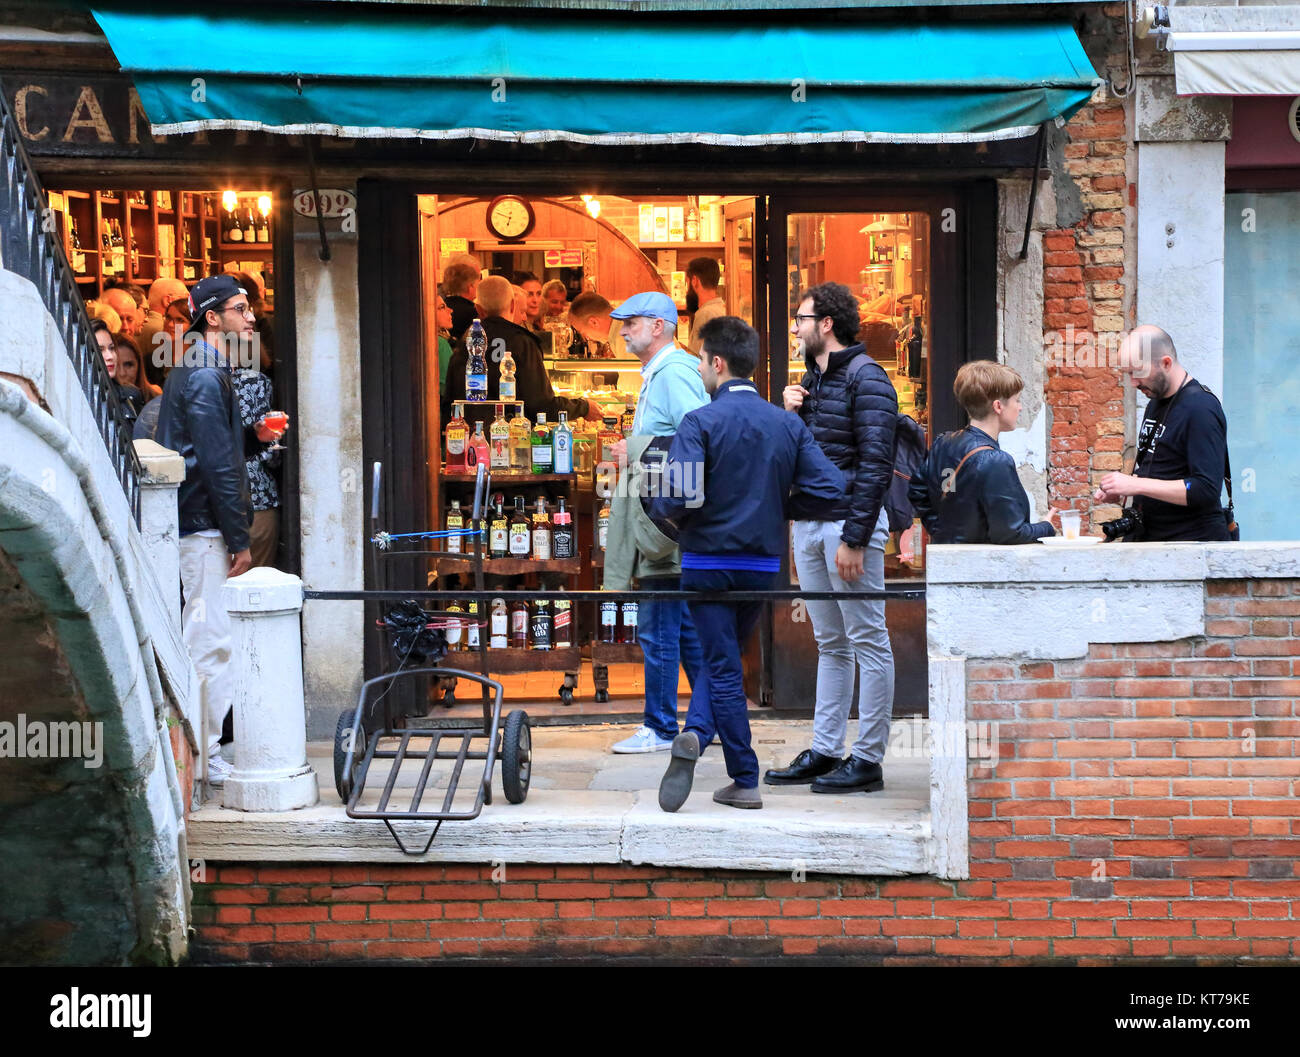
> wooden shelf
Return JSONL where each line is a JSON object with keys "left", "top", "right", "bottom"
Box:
{"left": 219, "top": 241, "right": 271, "bottom": 251}
{"left": 441, "top": 472, "right": 576, "bottom": 484}
{"left": 636, "top": 241, "right": 724, "bottom": 250}
{"left": 442, "top": 646, "right": 581, "bottom": 672}
{"left": 432, "top": 557, "right": 582, "bottom": 576}
{"left": 590, "top": 641, "right": 643, "bottom": 663}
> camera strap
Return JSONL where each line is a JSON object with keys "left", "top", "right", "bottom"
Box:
{"left": 1134, "top": 374, "right": 1191, "bottom": 474}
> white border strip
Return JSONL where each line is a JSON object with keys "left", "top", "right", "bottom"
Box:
{"left": 147, "top": 119, "right": 1048, "bottom": 145}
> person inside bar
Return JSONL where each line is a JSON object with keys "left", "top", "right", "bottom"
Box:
{"left": 540, "top": 279, "right": 568, "bottom": 326}
{"left": 442, "top": 257, "right": 481, "bottom": 343}
{"left": 443, "top": 275, "right": 596, "bottom": 424}
{"left": 517, "top": 271, "right": 545, "bottom": 335}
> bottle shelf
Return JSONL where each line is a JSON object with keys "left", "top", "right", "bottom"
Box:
{"left": 589, "top": 641, "right": 644, "bottom": 664}
{"left": 444, "top": 647, "right": 581, "bottom": 673}
{"left": 433, "top": 557, "right": 581, "bottom": 575}
{"left": 441, "top": 471, "right": 576, "bottom": 484}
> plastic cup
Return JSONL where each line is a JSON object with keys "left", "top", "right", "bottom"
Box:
{"left": 1060, "top": 510, "right": 1081, "bottom": 540}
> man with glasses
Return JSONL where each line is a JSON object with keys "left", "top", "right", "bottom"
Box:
{"left": 765, "top": 282, "right": 899, "bottom": 795}
{"left": 156, "top": 275, "right": 287, "bottom": 788}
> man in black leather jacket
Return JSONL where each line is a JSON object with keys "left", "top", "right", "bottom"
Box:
{"left": 909, "top": 361, "right": 1058, "bottom": 544}
{"left": 156, "top": 275, "right": 282, "bottom": 787}
{"left": 765, "top": 282, "right": 899, "bottom": 795}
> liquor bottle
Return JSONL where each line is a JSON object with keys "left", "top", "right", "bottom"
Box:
{"left": 110, "top": 219, "right": 125, "bottom": 274}
{"left": 465, "top": 320, "right": 488, "bottom": 402}
{"left": 508, "top": 496, "right": 531, "bottom": 558}
{"left": 531, "top": 497, "right": 552, "bottom": 561}
{"left": 552, "top": 497, "right": 575, "bottom": 559}
{"left": 509, "top": 600, "right": 529, "bottom": 648}
{"left": 69, "top": 218, "right": 86, "bottom": 274}
{"left": 130, "top": 232, "right": 140, "bottom": 274}
{"left": 685, "top": 204, "right": 700, "bottom": 242}
{"left": 599, "top": 598, "right": 618, "bottom": 643}
{"left": 229, "top": 208, "right": 244, "bottom": 243}
{"left": 597, "top": 494, "right": 611, "bottom": 552}
{"left": 467, "top": 420, "right": 490, "bottom": 469}
{"left": 621, "top": 602, "right": 639, "bottom": 645}
{"left": 509, "top": 409, "right": 532, "bottom": 471}
{"left": 182, "top": 227, "right": 196, "bottom": 281}
{"left": 489, "top": 497, "right": 508, "bottom": 559}
{"left": 499, "top": 346, "right": 517, "bottom": 401}
{"left": 490, "top": 598, "right": 509, "bottom": 649}
{"left": 553, "top": 599, "right": 573, "bottom": 649}
{"left": 101, "top": 224, "right": 115, "bottom": 276}
{"left": 257, "top": 211, "right": 270, "bottom": 243}
{"left": 445, "top": 402, "right": 469, "bottom": 472}
{"left": 246, "top": 208, "right": 258, "bottom": 243}
{"left": 620, "top": 407, "right": 635, "bottom": 438}
{"left": 446, "top": 499, "right": 464, "bottom": 554}
{"left": 598, "top": 417, "right": 621, "bottom": 466}
{"left": 531, "top": 412, "right": 553, "bottom": 474}
{"left": 465, "top": 600, "right": 480, "bottom": 651}
{"left": 445, "top": 598, "right": 464, "bottom": 650}
{"left": 553, "top": 411, "right": 573, "bottom": 474}
{"left": 530, "top": 600, "right": 552, "bottom": 651}
{"left": 489, "top": 404, "right": 511, "bottom": 470}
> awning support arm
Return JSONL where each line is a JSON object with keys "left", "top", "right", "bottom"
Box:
{"left": 1020, "top": 123, "right": 1047, "bottom": 260}
{"left": 297, "top": 76, "right": 331, "bottom": 263}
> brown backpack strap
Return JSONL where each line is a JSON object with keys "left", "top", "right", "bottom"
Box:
{"left": 942, "top": 445, "right": 994, "bottom": 499}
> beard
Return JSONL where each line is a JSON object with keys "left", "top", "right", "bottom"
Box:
{"left": 685, "top": 289, "right": 700, "bottom": 316}
{"left": 802, "top": 328, "right": 824, "bottom": 359}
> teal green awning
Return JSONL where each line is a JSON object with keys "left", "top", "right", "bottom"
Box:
{"left": 91, "top": 7, "right": 1101, "bottom": 145}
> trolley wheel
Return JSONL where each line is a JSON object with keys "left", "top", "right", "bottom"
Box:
{"left": 333, "top": 708, "right": 367, "bottom": 803}
{"left": 594, "top": 689, "right": 610, "bottom": 703}
{"left": 559, "top": 685, "right": 574, "bottom": 705}
{"left": 441, "top": 686, "right": 457, "bottom": 708}
{"left": 501, "top": 709, "right": 532, "bottom": 804}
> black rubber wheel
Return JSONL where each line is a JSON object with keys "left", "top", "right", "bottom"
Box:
{"left": 333, "top": 708, "right": 366, "bottom": 803}
{"left": 594, "top": 689, "right": 609, "bottom": 703}
{"left": 441, "top": 687, "right": 457, "bottom": 709}
{"left": 559, "top": 686, "right": 574, "bottom": 705}
{"left": 500, "top": 709, "right": 531, "bottom": 804}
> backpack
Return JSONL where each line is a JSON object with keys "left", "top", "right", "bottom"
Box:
{"left": 843, "top": 353, "right": 928, "bottom": 533}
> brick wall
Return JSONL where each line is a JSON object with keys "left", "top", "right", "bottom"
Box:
{"left": 1045, "top": 6, "right": 1132, "bottom": 535}
{"left": 190, "top": 576, "right": 1299, "bottom": 965}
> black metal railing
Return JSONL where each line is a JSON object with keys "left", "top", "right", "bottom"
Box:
{"left": 0, "top": 83, "right": 141, "bottom": 524}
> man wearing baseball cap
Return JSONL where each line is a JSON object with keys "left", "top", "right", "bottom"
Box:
{"left": 156, "top": 275, "right": 287, "bottom": 788}
{"left": 605, "top": 291, "right": 709, "bottom": 755}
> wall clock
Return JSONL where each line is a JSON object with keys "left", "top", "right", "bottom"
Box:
{"left": 486, "top": 195, "right": 536, "bottom": 241}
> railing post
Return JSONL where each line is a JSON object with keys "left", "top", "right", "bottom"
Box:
{"left": 221, "top": 568, "right": 319, "bottom": 812}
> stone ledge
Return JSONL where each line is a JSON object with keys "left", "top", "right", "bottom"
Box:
{"left": 133, "top": 439, "right": 185, "bottom": 485}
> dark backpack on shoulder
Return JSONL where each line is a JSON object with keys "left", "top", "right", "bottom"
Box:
{"left": 844, "top": 353, "right": 928, "bottom": 533}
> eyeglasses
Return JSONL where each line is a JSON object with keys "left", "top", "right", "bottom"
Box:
{"left": 793, "top": 314, "right": 820, "bottom": 323}
{"left": 221, "top": 303, "right": 256, "bottom": 318}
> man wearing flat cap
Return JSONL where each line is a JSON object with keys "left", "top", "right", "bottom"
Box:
{"left": 605, "top": 292, "right": 709, "bottom": 755}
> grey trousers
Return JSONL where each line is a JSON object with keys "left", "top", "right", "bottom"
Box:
{"left": 791, "top": 510, "right": 894, "bottom": 763}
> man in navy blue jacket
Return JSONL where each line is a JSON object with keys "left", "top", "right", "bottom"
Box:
{"left": 651, "top": 317, "right": 843, "bottom": 812}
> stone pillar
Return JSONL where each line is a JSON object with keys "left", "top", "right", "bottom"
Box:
{"left": 221, "top": 567, "right": 319, "bottom": 811}
{"left": 133, "top": 439, "right": 185, "bottom": 621}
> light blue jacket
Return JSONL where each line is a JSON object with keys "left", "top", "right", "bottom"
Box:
{"left": 631, "top": 342, "right": 708, "bottom": 436}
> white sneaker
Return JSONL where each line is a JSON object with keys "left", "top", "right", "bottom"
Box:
{"left": 611, "top": 725, "right": 675, "bottom": 754}
{"left": 207, "top": 755, "right": 233, "bottom": 786}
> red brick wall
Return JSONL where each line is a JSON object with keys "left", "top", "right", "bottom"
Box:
{"left": 1045, "top": 6, "right": 1132, "bottom": 535}
{"left": 191, "top": 583, "right": 1298, "bottom": 965}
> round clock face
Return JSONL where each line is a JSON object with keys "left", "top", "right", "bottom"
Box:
{"left": 488, "top": 196, "right": 533, "bottom": 239}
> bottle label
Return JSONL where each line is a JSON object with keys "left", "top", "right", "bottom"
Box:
{"left": 467, "top": 616, "right": 480, "bottom": 649}
{"left": 490, "top": 524, "right": 508, "bottom": 554}
{"left": 509, "top": 527, "right": 530, "bottom": 555}
{"left": 622, "top": 602, "right": 639, "bottom": 628}
{"left": 491, "top": 611, "right": 508, "bottom": 648}
{"left": 554, "top": 602, "right": 572, "bottom": 647}
{"left": 500, "top": 378, "right": 516, "bottom": 400}
{"left": 532, "top": 445, "right": 553, "bottom": 470}
{"left": 601, "top": 602, "right": 617, "bottom": 626}
{"left": 446, "top": 426, "right": 467, "bottom": 455}
{"left": 446, "top": 514, "right": 463, "bottom": 553}
{"left": 532, "top": 528, "right": 551, "bottom": 560}
{"left": 490, "top": 437, "right": 510, "bottom": 469}
{"left": 467, "top": 373, "right": 488, "bottom": 400}
{"left": 510, "top": 608, "right": 528, "bottom": 644}
{"left": 598, "top": 517, "right": 609, "bottom": 550}
{"left": 553, "top": 528, "right": 574, "bottom": 559}
{"left": 554, "top": 433, "right": 572, "bottom": 474}
{"left": 531, "top": 613, "right": 552, "bottom": 650}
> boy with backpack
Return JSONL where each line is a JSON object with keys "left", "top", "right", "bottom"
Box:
{"left": 764, "top": 282, "right": 900, "bottom": 796}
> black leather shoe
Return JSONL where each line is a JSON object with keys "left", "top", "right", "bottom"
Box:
{"left": 764, "top": 748, "right": 842, "bottom": 786}
{"left": 811, "top": 755, "right": 884, "bottom": 794}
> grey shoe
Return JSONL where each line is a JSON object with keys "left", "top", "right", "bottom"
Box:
{"left": 713, "top": 782, "right": 763, "bottom": 809}
{"left": 658, "top": 732, "right": 700, "bottom": 813}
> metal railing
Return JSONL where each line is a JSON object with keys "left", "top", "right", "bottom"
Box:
{"left": 0, "top": 83, "right": 141, "bottom": 524}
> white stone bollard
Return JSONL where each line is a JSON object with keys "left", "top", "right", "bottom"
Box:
{"left": 221, "top": 567, "right": 319, "bottom": 811}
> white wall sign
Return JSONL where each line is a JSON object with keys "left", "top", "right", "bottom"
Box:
{"left": 293, "top": 189, "right": 356, "bottom": 218}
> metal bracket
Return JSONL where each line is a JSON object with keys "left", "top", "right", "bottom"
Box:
{"left": 384, "top": 819, "right": 443, "bottom": 856}
{"left": 1019, "top": 123, "right": 1047, "bottom": 261}
{"left": 305, "top": 135, "right": 332, "bottom": 263}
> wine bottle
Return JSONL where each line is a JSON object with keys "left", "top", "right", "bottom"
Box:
{"left": 230, "top": 209, "right": 244, "bottom": 243}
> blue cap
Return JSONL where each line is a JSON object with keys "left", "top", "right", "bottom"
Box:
{"left": 610, "top": 291, "right": 678, "bottom": 326}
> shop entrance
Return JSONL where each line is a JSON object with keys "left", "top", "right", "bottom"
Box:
{"left": 362, "top": 180, "right": 988, "bottom": 720}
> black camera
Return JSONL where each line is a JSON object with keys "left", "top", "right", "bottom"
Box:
{"left": 1100, "top": 507, "right": 1142, "bottom": 541}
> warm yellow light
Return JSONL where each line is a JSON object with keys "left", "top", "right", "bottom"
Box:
{"left": 580, "top": 194, "right": 592, "bottom": 202}
{"left": 258, "top": 194, "right": 272, "bottom": 217}
{"left": 222, "top": 189, "right": 238, "bottom": 212}
{"left": 586, "top": 198, "right": 601, "bottom": 219}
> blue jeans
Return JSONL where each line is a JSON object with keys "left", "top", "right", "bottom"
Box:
{"left": 681, "top": 567, "right": 777, "bottom": 789}
{"left": 638, "top": 576, "right": 703, "bottom": 741}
